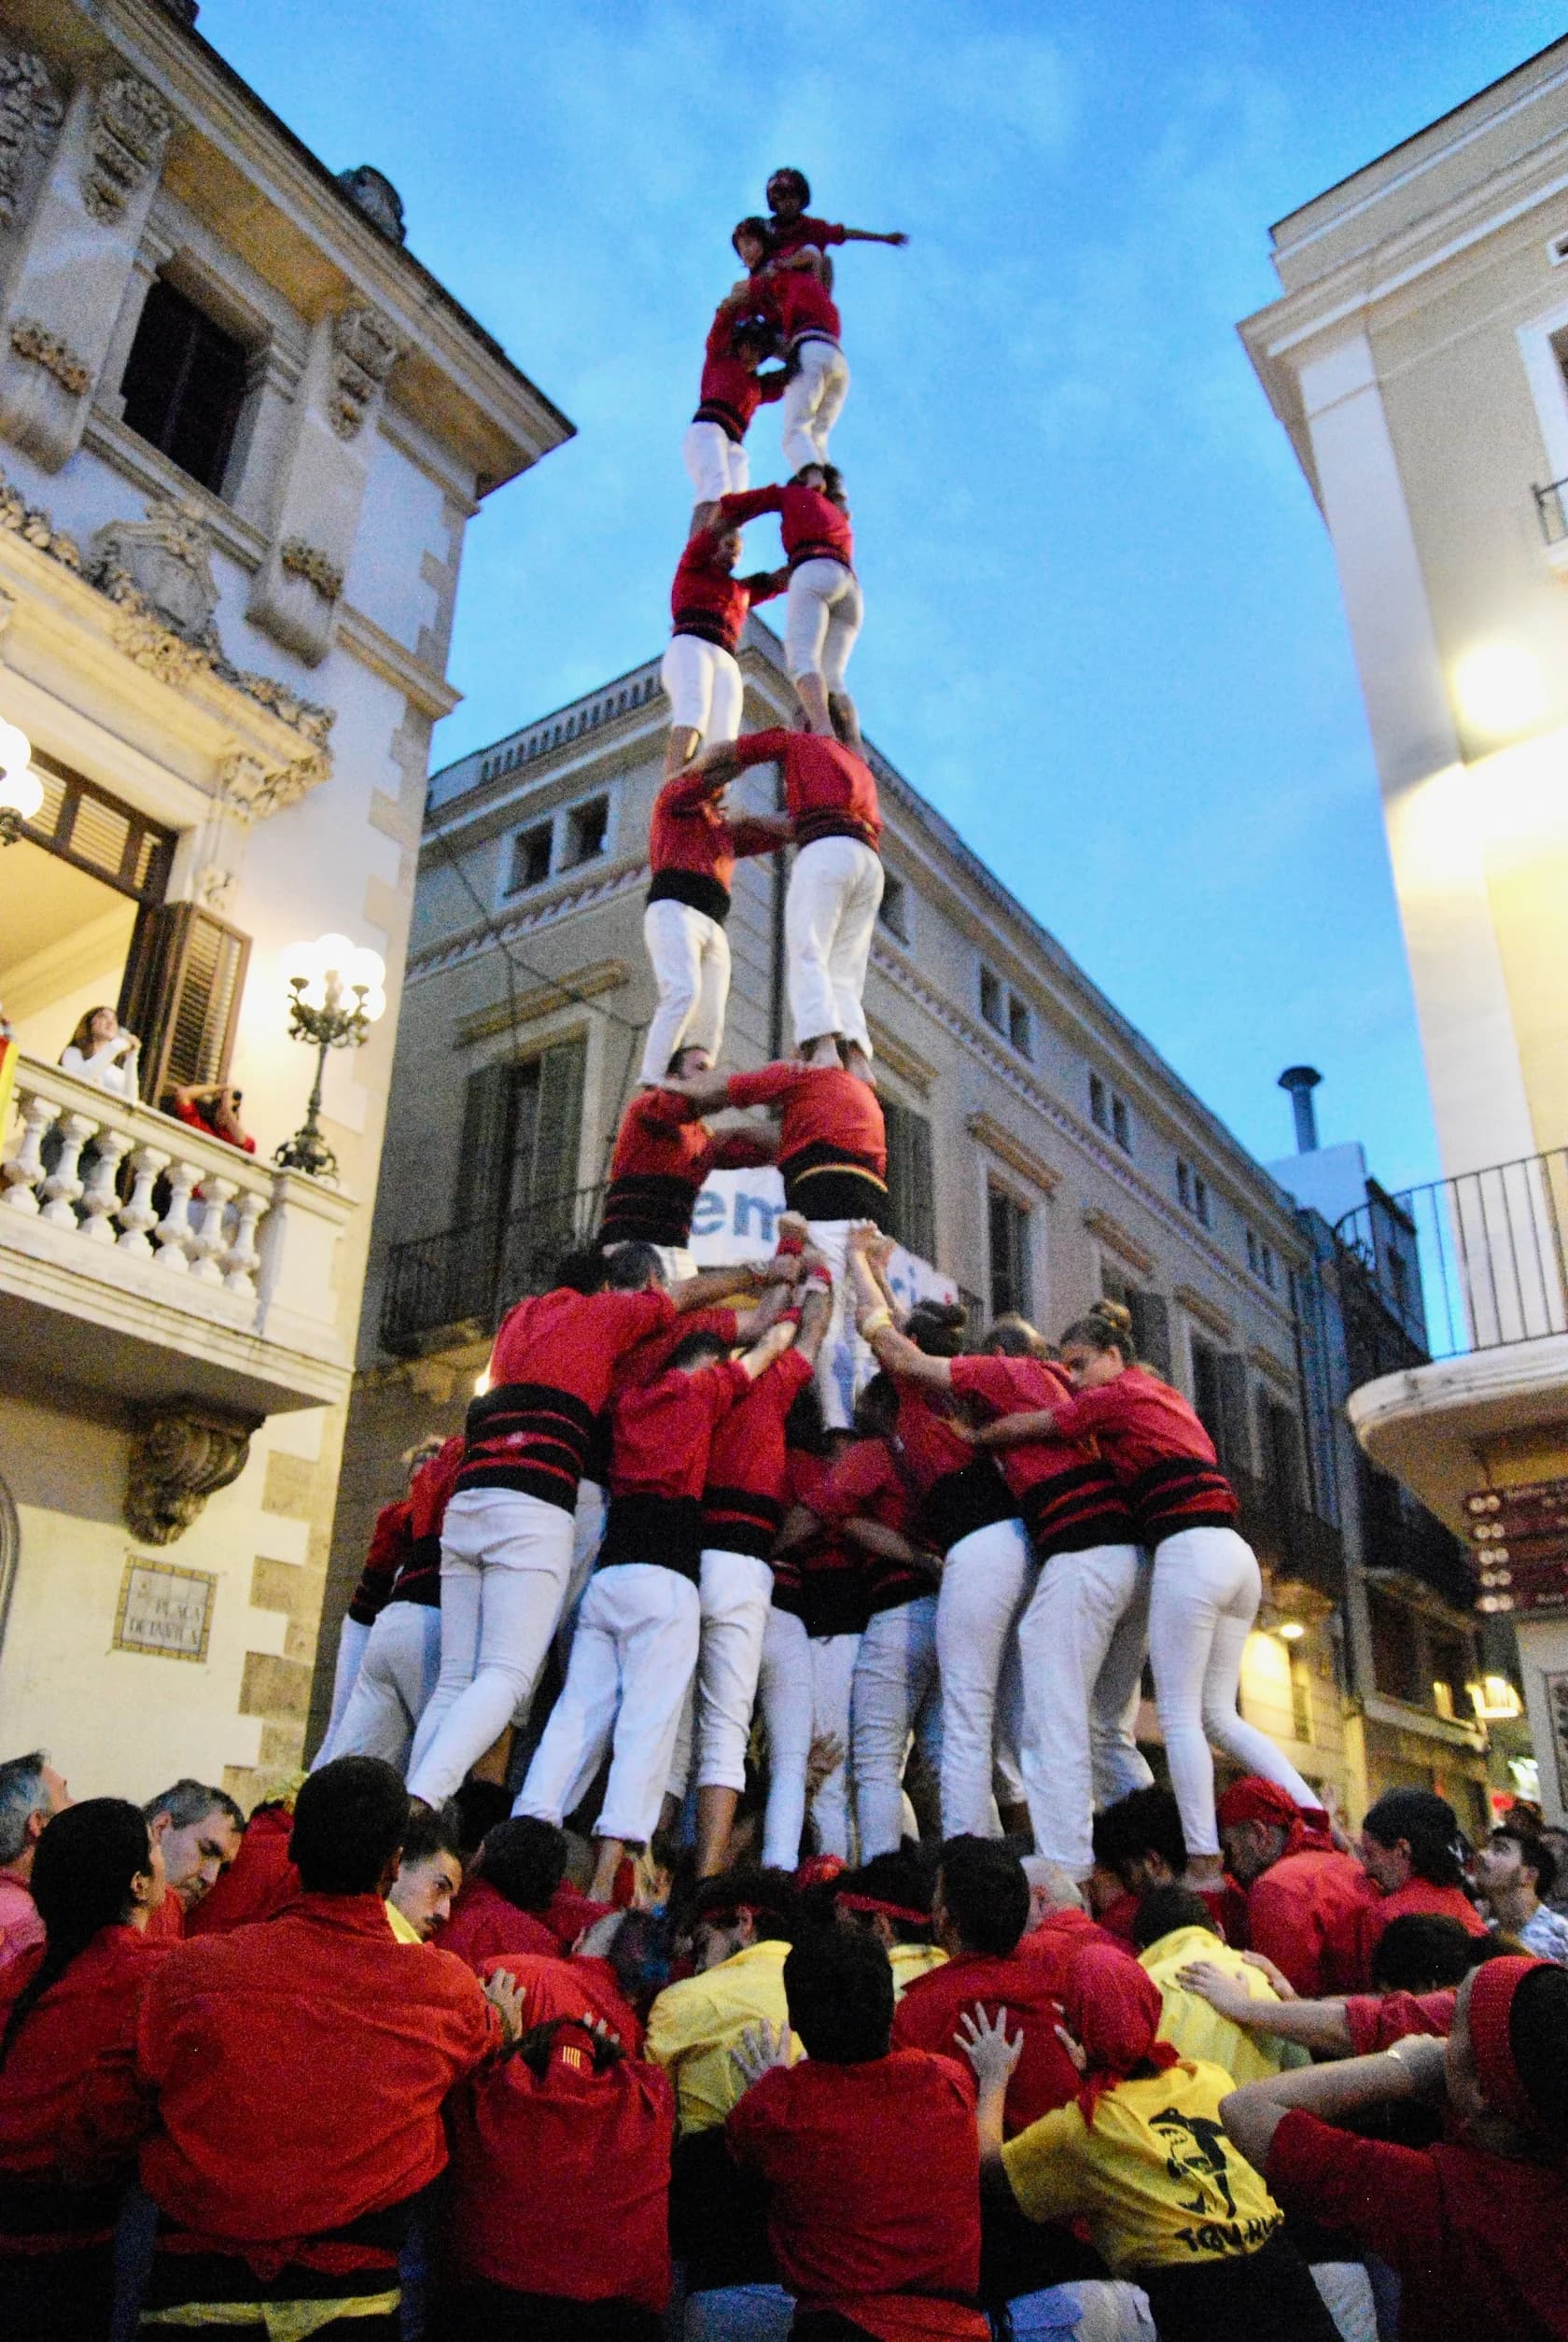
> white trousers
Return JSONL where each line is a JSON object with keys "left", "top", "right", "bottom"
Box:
{"left": 1016, "top": 1543, "right": 1154, "bottom": 1876}
{"left": 405, "top": 1489, "right": 575, "bottom": 1807}
{"left": 780, "top": 338, "right": 849, "bottom": 473}
{"left": 683, "top": 420, "right": 749, "bottom": 506}
{"left": 783, "top": 559, "right": 863, "bottom": 690}
{"left": 851, "top": 1592, "right": 941, "bottom": 1858}
{"left": 517, "top": 1563, "right": 699, "bottom": 1845}
{"left": 554, "top": 1477, "right": 607, "bottom": 1672}
{"left": 803, "top": 1217, "right": 876, "bottom": 1430}
{"left": 319, "top": 1602, "right": 442, "bottom": 1772}
{"left": 639, "top": 899, "right": 732, "bottom": 1085}
{"left": 785, "top": 835, "right": 882, "bottom": 1056}
{"left": 758, "top": 1608, "right": 860, "bottom": 1869}
{"left": 695, "top": 1549, "right": 775, "bottom": 1793}
{"left": 661, "top": 634, "right": 744, "bottom": 741}
{"left": 1149, "top": 1524, "right": 1316, "bottom": 1858}
{"left": 316, "top": 1615, "right": 371, "bottom": 1761}
{"left": 936, "top": 1516, "right": 1034, "bottom": 1838}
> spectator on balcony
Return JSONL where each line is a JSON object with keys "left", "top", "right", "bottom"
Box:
{"left": 141, "top": 1781, "right": 245, "bottom": 1940}
{"left": 59, "top": 1005, "right": 139, "bottom": 1099}
{"left": 1217, "top": 1775, "right": 1372, "bottom": 1999}
{"left": 166, "top": 1081, "right": 256, "bottom": 1155}
{"left": 0, "top": 1754, "right": 72, "bottom": 1973}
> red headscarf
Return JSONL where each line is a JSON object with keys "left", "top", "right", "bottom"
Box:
{"left": 1215, "top": 1776, "right": 1331, "bottom": 1856}
{"left": 1465, "top": 1955, "right": 1553, "bottom": 2136}
{"left": 1061, "top": 1942, "right": 1180, "bottom": 2126}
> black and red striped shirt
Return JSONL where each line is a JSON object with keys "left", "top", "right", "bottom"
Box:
{"left": 583, "top": 1308, "right": 744, "bottom": 1491}
{"left": 774, "top": 1450, "right": 873, "bottom": 1637}
{"left": 725, "top": 727, "right": 879, "bottom": 851}
{"left": 720, "top": 483, "right": 854, "bottom": 579}
{"left": 695, "top": 296, "right": 786, "bottom": 442}
{"left": 805, "top": 1437, "right": 933, "bottom": 1616}
{"left": 386, "top": 1436, "right": 464, "bottom": 1608}
{"left": 669, "top": 526, "right": 784, "bottom": 655}
{"left": 457, "top": 1287, "right": 677, "bottom": 1511}
{"left": 724, "top": 1060, "right": 887, "bottom": 1224}
{"left": 599, "top": 1358, "right": 752, "bottom": 1581}
{"left": 755, "top": 263, "right": 841, "bottom": 346}
{"left": 647, "top": 767, "right": 783, "bottom": 927}
{"left": 1046, "top": 1366, "right": 1239, "bottom": 1546}
{"left": 703, "top": 1347, "right": 815, "bottom": 1559}
{"left": 346, "top": 1497, "right": 413, "bottom": 1627}
{"left": 889, "top": 1381, "right": 1018, "bottom": 1555}
{"left": 949, "top": 1355, "right": 1137, "bottom": 1560}
{"left": 598, "top": 1089, "right": 774, "bottom": 1251}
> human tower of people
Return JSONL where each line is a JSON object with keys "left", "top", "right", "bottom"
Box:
{"left": 4, "top": 171, "right": 1568, "bottom": 2342}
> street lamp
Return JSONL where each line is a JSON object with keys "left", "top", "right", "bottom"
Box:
{"left": 1452, "top": 643, "right": 1546, "bottom": 739}
{"left": 0, "top": 719, "right": 42, "bottom": 847}
{"left": 274, "top": 933, "right": 386, "bottom": 1180}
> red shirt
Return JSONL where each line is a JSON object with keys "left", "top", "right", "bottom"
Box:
{"left": 767, "top": 216, "right": 850, "bottom": 260}
{"left": 145, "top": 1894, "right": 184, "bottom": 1942}
{"left": 777, "top": 1449, "right": 874, "bottom": 1638}
{"left": 477, "top": 1948, "right": 643, "bottom": 2055}
{"left": 695, "top": 295, "right": 787, "bottom": 441}
{"left": 435, "top": 1874, "right": 562, "bottom": 1973}
{"left": 601, "top": 1359, "right": 754, "bottom": 1581}
{"left": 1267, "top": 2108, "right": 1568, "bottom": 2342}
{"left": 721, "top": 482, "right": 855, "bottom": 577}
{"left": 459, "top": 1286, "right": 677, "bottom": 1509}
{"left": 389, "top": 1436, "right": 464, "bottom": 1607}
{"left": 807, "top": 1436, "right": 931, "bottom": 1614}
{"left": 704, "top": 1346, "right": 815, "bottom": 1558}
{"left": 1047, "top": 1366, "right": 1239, "bottom": 1545}
{"left": 0, "top": 1928, "right": 167, "bottom": 2197}
{"left": 1342, "top": 1988, "right": 1455, "bottom": 2055}
{"left": 728, "top": 2050, "right": 986, "bottom": 2339}
{"left": 345, "top": 1497, "right": 412, "bottom": 1626}
{"left": 725, "top": 1061, "right": 887, "bottom": 1224}
{"left": 890, "top": 1383, "right": 1017, "bottom": 1555}
{"left": 1245, "top": 1844, "right": 1378, "bottom": 1999}
{"left": 729, "top": 726, "right": 879, "bottom": 850}
{"left": 756, "top": 261, "right": 842, "bottom": 346}
{"left": 171, "top": 1097, "right": 257, "bottom": 1155}
{"left": 669, "top": 523, "right": 783, "bottom": 655}
{"left": 444, "top": 2021, "right": 672, "bottom": 2308}
{"left": 948, "top": 1355, "right": 1136, "bottom": 1559}
{"left": 186, "top": 1804, "right": 298, "bottom": 1937}
{"left": 647, "top": 765, "right": 783, "bottom": 925}
{"left": 891, "top": 1952, "right": 1080, "bottom": 2138}
{"left": 1015, "top": 1908, "right": 1127, "bottom": 1991}
{"left": 1323, "top": 1875, "right": 1489, "bottom": 1995}
{"left": 599, "top": 1089, "right": 771, "bottom": 1251}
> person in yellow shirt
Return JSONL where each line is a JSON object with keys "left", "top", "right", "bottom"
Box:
{"left": 961, "top": 1941, "right": 1341, "bottom": 2342}
{"left": 1133, "top": 1886, "right": 1307, "bottom": 2085}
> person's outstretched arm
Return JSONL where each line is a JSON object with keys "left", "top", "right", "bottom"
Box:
{"left": 1221, "top": 2035, "right": 1447, "bottom": 2174}
{"left": 840, "top": 226, "right": 909, "bottom": 245}
{"left": 1176, "top": 1960, "right": 1353, "bottom": 2055}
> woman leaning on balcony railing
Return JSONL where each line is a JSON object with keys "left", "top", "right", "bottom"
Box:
{"left": 59, "top": 1006, "right": 140, "bottom": 1101}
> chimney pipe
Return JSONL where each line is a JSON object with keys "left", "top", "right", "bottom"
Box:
{"left": 1278, "top": 1066, "right": 1323, "bottom": 1154}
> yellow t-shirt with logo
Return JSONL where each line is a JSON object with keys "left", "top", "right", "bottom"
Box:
{"left": 889, "top": 1942, "right": 948, "bottom": 1998}
{"left": 1001, "top": 2056, "right": 1283, "bottom": 2275}
{"left": 1138, "top": 1924, "right": 1305, "bottom": 2085}
{"left": 645, "top": 1938, "right": 803, "bottom": 2134}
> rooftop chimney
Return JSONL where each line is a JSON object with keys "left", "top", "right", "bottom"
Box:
{"left": 1278, "top": 1065, "right": 1323, "bottom": 1154}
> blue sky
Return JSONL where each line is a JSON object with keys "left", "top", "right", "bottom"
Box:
{"left": 202, "top": 1, "right": 1562, "bottom": 1188}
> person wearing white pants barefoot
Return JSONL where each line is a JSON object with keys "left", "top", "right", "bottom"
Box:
{"left": 977, "top": 1299, "right": 1318, "bottom": 1884}
{"left": 637, "top": 762, "right": 792, "bottom": 1086}
{"left": 316, "top": 1437, "right": 461, "bottom": 1772}
{"left": 684, "top": 271, "right": 785, "bottom": 530}
{"left": 717, "top": 473, "right": 862, "bottom": 742}
{"left": 752, "top": 245, "right": 849, "bottom": 476}
{"left": 661, "top": 521, "right": 786, "bottom": 783}
{"left": 518, "top": 1311, "right": 801, "bottom": 1900}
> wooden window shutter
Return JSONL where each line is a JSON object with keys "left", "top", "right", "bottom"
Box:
{"left": 883, "top": 1099, "right": 935, "bottom": 1264}
{"left": 119, "top": 902, "right": 250, "bottom": 1108}
{"left": 1128, "top": 1290, "right": 1171, "bottom": 1381}
{"left": 453, "top": 1060, "right": 515, "bottom": 1235}
{"left": 531, "top": 1035, "right": 586, "bottom": 1205}
{"left": 1216, "top": 1353, "right": 1254, "bottom": 1478}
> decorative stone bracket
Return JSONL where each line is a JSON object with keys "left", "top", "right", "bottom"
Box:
{"left": 126, "top": 1406, "right": 258, "bottom": 1546}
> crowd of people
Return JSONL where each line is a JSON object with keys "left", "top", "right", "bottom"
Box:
{"left": 6, "top": 172, "right": 1568, "bottom": 2342}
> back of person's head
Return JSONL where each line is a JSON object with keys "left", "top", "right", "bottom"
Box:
{"left": 605, "top": 1241, "right": 665, "bottom": 1293}
{"left": 1093, "top": 1787, "right": 1187, "bottom": 1884}
{"left": 0, "top": 1751, "right": 50, "bottom": 1868}
{"left": 983, "top": 1314, "right": 1049, "bottom": 1358}
{"left": 1020, "top": 1857, "right": 1085, "bottom": 1915}
{"left": 595, "top": 1907, "right": 675, "bottom": 2017}
{"left": 453, "top": 1777, "right": 511, "bottom": 1858}
{"left": 665, "top": 1328, "right": 727, "bottom": 1374}
{"left": 784, "top": 1381, "right": 827, "bottom": 1456}
{"left": 1370, "top": 1912, "right": 1480, "bottom": 1993}
{"left": 906, "top": 1298, "right": 967, "bottom": 1358}
{"left": 1363, "top": 1788, "right": 1467, "bottom": 1888}
{"left": 840, "top": 1847, "right": 934, "bottom": 1942}
{"left": 0, "top": 1799, "right": 153, "bottom": 2069}
{"left": 852, "top": 1374, "right": 899, "bottom": 1440}
{"left": 1059, "top": 1298, "right": 1136, "bottom": 1365}
{"left": 785, "top": 1924, "right": 893, "bottom": 2063}
{"left": 938, "top": 1835, "right": 1030, "bottom": 1956}
{"left": 143, "top": 1778, "right": 243, "bottom": 1833}
{"left": 553, "top": 1248, "right": 609, "bottom": 1295}
{"left": 1465, "top": 1956, "right": 1568, "bottom": 2151}
{"left": 288, "top": 1758, "right": 408, "bottom": 1896}
{"left": 1131, "top": 1886, "right": 1216, "bottom": 1953}
{"left": 399, "top": 1800, "right": 462, "bottom": 1872}
{"left": 479, "top": 1816, "right": 567, "bottom": 1914}
{"left": 692, "top": 1865, "right": 800, "bottom": 1944}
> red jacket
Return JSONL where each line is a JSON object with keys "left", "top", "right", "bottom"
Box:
{"left": 1323, "top": 1874, "right": 1488, "bottom": 1994}
{"left": 695, "top": 296, "right": 786, "bottom": 442}
{"left": 891, "top": 1950, "right": 1080, "bottom": 2137}
{"left": 345, "top": 1498, "right": 412, "bottom": 1627}
{"left": 703, "top": 1346, "right": 815, "bottom": 1559}
{"left": 669, "top": 524, "right": 783, "bottom": 654}
{"left": 1015, "top": 1908, "right": 1127, "bottom": 1992}
{"left": 435, "top": 1874, "right": 562, "bottom": 1974}
{"left": 76, "top": 1896, "right": 498, "bottom": 2261}
{"left": 806, "top": 1435, "right": 932, "bottom": 1614}
{"left": 727, "top": 726, "right": 878, "bottom": 849}
{"left": 478, "top": 1948, "right": 644, "bottom": 2056}
{"left": 600, "top": 1360, "right": 753, "bottom": 1580}
{"left": 1047, "top": 1365, "right": 1239, "bottom": 1545}
{"left": 647, "top": 765, "right": 783, "bottom": 927}
{"left": 599, "top": 1091, "right": 772, "bottom": 1251}
{"left": 185, "top": 1803, "right": 299, "bottom": 1937}
{"left": 459, "top": 1287, "right": 677, "bottom": 1509}
{"left": 721, "top": 481, "right": 854, "bottom": 576}
{"left": 890, "top": 1382, "right": 1018, "bottom": 1556}
{"left": 1246, "top": 1843, "right": 1378, "bottom": 1999}
{"left": 949, "top": 1354, "right": 1137, "bottom": 1559}
{"left": 725, "top": 1059, "right": 887, "bottom": 1223}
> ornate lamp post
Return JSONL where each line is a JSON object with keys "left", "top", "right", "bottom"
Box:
{"left": 274, "top": 933, "right": 385, "bottom": 1180}
{"left": 0, "top": 719, "right": 42, "bottom": 847}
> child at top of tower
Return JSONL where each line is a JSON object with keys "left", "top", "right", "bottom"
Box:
{"left": 764, "top": 167, "right": 908, "bottom": 277}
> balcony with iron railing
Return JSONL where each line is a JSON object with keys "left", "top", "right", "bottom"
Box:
{"left": 381, "top": 1182, "right": 607, "bottom": 1355}
{"left": 0, "top": 1050, "right": 356, "bottom": 1415}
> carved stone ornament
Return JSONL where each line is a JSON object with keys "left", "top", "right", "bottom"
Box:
{"left": 329, "top": 306, "right": 403, "bottom": 440}
{"left": 91, "top": 496, "right": 220, "bottom": 643}
{"left": 335, "top": 164, "right": 406, "bottom": 245}
{"left": 82, "top": 73, "right": 175, "bottom": 225}
{"left": 216, "top": 743, "right": 328, "bottom": 825}
{"left": 279, "top": 538, "right": 343, "bottom": 600}
{"left": 194, "top": 860, "right": 235, "bottom": 909}
{"left": 125, "top": 1407, "right": 254, "bottom": 1546}
{"left": 8, "top": 319, "right": 91, "bottom": 397}
{"left": 0, "top": 46, "right": 63, "bottom": 225}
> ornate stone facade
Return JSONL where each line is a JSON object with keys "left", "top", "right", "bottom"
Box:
{"left": 7, "top": 319, "right": 91, "bottom": 396}
{"left": 126, "top": 1408, "right": 255, "bottom": 1546}
{"left": 329, "top": 306, "right": 402, "bottom": 440}
{"left": 0, "top": 45, "right": 63, "bottom": 224}
{"left": 82, "top": 72, "right": 175, "bottom": 226}
{"left": 279, "top": 539, "right": 343, "bottom": 601}
{"left": 91, "top": 495, "right": 222, "bottom": 645}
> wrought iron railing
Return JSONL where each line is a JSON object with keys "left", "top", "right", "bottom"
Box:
{"left": 380, "top": 1182, "right": 607, "bottom": 1355}
{"left": 1533, "top": 475, "right": 1568, "bottom": 546}
{"left": 1336, "top": 1147, "right": 1568, "bottom": 1362}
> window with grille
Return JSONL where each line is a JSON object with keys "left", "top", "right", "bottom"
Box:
{"left": 119, "top": 279, "right": 251, "bottom": 497}
{"left": 987, "top": 1185, "right": 1031, "bottom": 1321}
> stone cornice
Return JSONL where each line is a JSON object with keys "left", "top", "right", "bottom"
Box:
{"left": 1174, "top": 1282, "right": 1238, "bottom": 1342}
{"left": 1082, "top": 1206, "right": 1156, "bottom": 1277}
{"left": 455, "top": 959, "right": 629, "bottom": 1045}
{"left": 1251, "top": 1339, "right": 1298, "bottom": 1391}
{"left": 406, "top": 858, "right": 647, "bottom": 982}
{"left": 967, "top": 1112, "right": 1062, "bottom": 1197}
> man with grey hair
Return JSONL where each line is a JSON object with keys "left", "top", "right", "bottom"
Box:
{"left": 0, "top": 1749, "right": 71, "bottom": 1970}
{"left": 144, "top": 1780, "right": 245, "bottom": 1937}
{"left": 1017, "top": 1852, "right": 1119, "bottom": 1989}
